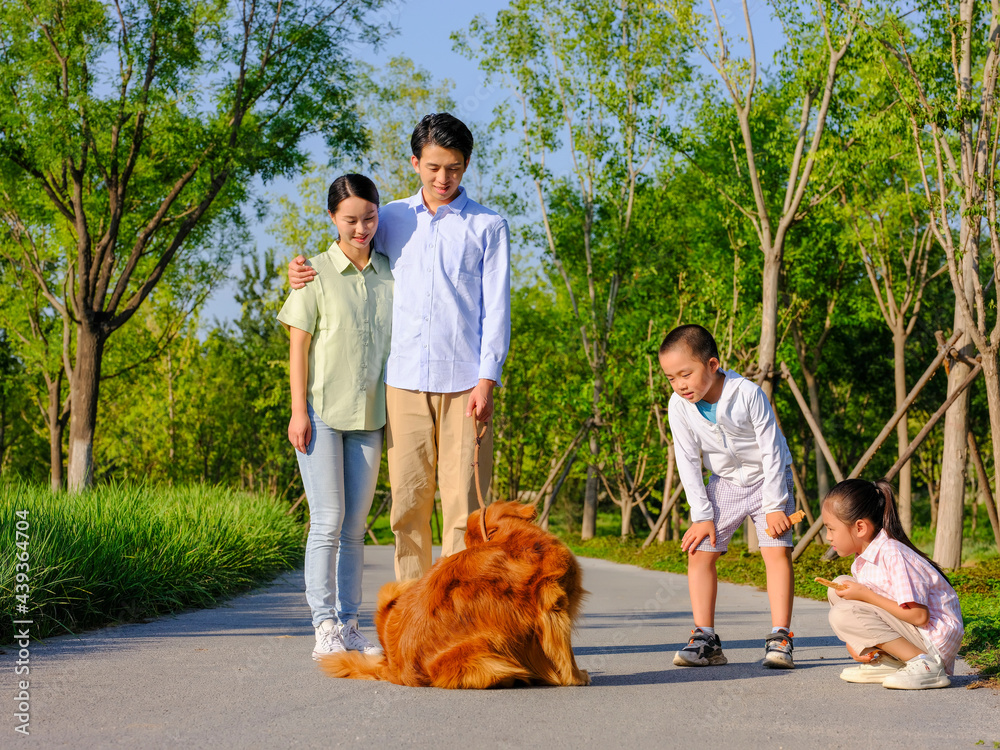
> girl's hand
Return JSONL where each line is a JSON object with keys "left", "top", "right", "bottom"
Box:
{"left": 681, "top": 520, "right": 716, "bottom": 553}
{"left": 845, "top": 642, "right": 878, "bottom": 663}
{"left": 833, "top": 579, "right": 870, "bottom": 602}
{"left": 288, "top": 412, "right": 312, "bottom": 454}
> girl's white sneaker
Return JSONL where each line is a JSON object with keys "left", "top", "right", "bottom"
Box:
{"left": 839, "top": 653, "right": 906, "bottom": 683}
{"left": 881, "top": 655, "right": 951, "bottom": 690}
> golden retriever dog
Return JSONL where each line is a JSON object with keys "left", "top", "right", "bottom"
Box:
{"left": 319, "top": 501, "right": 589, "bottom": 688}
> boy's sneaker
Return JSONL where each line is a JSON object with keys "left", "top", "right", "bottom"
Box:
{"left": 762, "top": 630, "right": 795, "bottom": 669}
{"left": 882, "top": 655, "right": 951, "bottom": 690}
{"left": 340, "top": 619, "right": 383, "bottom": 656}
{"left": 312, "top": 619, "right": 345, "bottom": 661}
{"left": 839, "top": 652, "right": 906, "bottom": 684}
{"left": 673, "top": 628, "right": 728, "bottom": 667}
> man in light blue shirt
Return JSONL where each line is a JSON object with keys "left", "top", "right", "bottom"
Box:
{"left": 290, "top": 113, "right": 511, "bottom": 580}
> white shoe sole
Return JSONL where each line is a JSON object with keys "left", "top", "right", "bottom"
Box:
{"left": 840, "top": 669, "right": 897, "bottom": 684}
{"left": 883, "top": 675, "right": 951, "bottom": 690}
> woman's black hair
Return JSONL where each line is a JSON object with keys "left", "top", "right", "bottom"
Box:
{"left": 410, "top": 113, "right": 474, "bottom": 162}
{"left": 327, "top": 174, "right": 379, "bottom": 214}
{"left": 824, "top": 478, "right": 951, "bottom": 583}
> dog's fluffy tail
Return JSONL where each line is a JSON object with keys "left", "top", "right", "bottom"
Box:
{"left": 318, "top": 651, "right": 389, "bottom": 681}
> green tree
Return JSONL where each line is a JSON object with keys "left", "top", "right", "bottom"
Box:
{"left": 668, "top": 0, "right": 863, "bottom": 399}
{"left": 461, "top": 0, "right": 692, "bottom": 538}
{"left": 0, "top": 0, "right": 387, "bottom": 490}
{"left": 869, "top": 0, "right": 1000, "bottom": 567}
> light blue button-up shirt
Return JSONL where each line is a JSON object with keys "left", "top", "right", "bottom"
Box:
{"left": 376, "top": 186, "right": 511, "bottom": 393}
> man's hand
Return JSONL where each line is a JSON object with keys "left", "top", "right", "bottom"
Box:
{"left": 765, "top": 510, "right": 792, "bottom": 539}
{"left": 288, "top": 411, "right": 311, "bottom": 454}
{"left": 466, "top": 379, "right": 496, "bottom": 421}
{"left": 288, "top": 254, "right": 316, "bottom": 289}
{"left": 681, "top": 520, "right": 716, "bottom": 553}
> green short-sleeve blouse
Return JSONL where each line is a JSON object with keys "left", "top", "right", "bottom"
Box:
{"left": 277, "top": 243, "right": 393, "bottom": 431}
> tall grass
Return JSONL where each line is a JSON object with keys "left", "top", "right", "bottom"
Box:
{"left": 0, "top": 481, "right": 304, "bottom": 643}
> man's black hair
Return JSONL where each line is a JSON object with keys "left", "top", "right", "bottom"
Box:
{"left": 411, "top": 113, "right": 474, "bottom": 163}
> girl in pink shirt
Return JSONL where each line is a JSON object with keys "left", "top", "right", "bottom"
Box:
{"left": 821, "top": 478, "right": 963, "bottom": 690}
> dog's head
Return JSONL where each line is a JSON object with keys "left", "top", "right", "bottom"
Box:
{"left": 466, "top": 501, "right": 537, "bottom": 546}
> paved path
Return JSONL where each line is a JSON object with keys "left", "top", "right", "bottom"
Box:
{"left": 4, "top": 546, "right": 997, "bottom": 749}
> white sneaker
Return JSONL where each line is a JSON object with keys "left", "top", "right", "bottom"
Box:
{"left": 840, "top": 653, "right": 906, "bottom": 684}
{"left": 882, "top": 655, "right": 951, "bottom": 690}
{"left": 340, "top": 619, "right": 383, "bottom": 656}
{"left": 312, "top": 619, "right": 345, "bottom": 661}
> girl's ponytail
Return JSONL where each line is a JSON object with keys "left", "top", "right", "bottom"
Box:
{"left": 875, "top": 479, "right": 904, "bottom": 542}
{"left": 825, "top": 478, "right": 951, "bottom": 583}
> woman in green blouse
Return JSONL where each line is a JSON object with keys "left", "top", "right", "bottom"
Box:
{"left": 278, "top": 174, "right": 393, "bottom": 661}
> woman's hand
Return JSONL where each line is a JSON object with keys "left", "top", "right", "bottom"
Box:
{"left": 288, "top": 411, "right": 312, "bottom": 454}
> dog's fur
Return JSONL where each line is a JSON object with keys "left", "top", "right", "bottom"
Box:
{"left": 319, "top": 501, "right": 589, "bottom": 688}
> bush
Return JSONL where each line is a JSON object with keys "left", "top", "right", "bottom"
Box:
{"left": 0, "top": 481, "right": 305, "bottom": 643}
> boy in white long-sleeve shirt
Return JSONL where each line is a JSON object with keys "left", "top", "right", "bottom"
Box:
{"left": 659, "top": 324, "right": 797, "bottom": 669}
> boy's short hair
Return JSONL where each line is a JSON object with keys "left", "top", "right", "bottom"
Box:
{"left": 411, "top": 113, "right": 474, "bottom": 163}
{"left": 659, "top": 324, "right": 719, "bottom": 364}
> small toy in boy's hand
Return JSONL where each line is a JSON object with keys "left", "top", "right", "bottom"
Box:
{"left": 764, "top": 510, "right": 806, "bottom": 537}
{"left": 814, "top": 577, "right": 848, "bottom": 591}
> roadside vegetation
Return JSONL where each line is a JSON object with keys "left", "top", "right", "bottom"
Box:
{"left": 0, "top": 481, "right": 305, "bottom": 644}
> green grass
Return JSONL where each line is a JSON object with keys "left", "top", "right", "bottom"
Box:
{"left": 558, "top": 532, "right": 1000, "bottom": 677}
{"left": 0, "top": 481, "right": 305, "bottom": 644}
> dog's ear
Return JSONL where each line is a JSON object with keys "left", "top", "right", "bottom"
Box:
{"left": 511, "top": 502, "right": 537, "bottom": 521}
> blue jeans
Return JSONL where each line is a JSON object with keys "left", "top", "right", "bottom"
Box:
{"left": 297, "top": 404, "right": 383, "bottom": 628}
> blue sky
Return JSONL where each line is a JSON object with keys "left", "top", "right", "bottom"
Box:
{"left": 203, "top": 0, "right": 785, "bottom": 323}
{"left": 202, "top": 0, "right": 511, "bottom": 322}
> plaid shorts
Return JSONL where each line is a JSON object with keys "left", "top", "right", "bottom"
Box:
{"left": 696, "top": 469, "right": 796, "bottom": 553}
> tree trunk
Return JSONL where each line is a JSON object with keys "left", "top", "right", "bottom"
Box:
{"left": 934, "top": 325, "right": 973, "bottom": 569}
{"left": 47, "top": 376, "right": 65, "bottom": 492}
{"left": 620, "top": 489, "right": 632, "bottom": 538}
{"left": 802, "top": 365, "right": 830, "bottom": 500}
{"left": 582, "top": 371, "right": 604, "bottom": 540}
{"left": 757, "top": 249, "right": 781, "bottom": 400}
{"left": 67, "top": 323, "right": 106, "bottom": 492}
{"left": 929, "top": 482, "right": 939, "bottom": 531}
{"left": 581, "top": 447, "right": 599, "bottom": 540}
{"left": 657, "top": 442, "right": 675, "bottom": 543}
{"left": 166, "top": 348, "right": 177, "bottom": 463}
{"left": 893, "top": 330, "right": 912, "bottom": 533}
{"left": 977, "top": 351, "right": 1000, "bottom": 550}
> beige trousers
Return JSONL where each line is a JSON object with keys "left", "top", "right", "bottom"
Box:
{"left": 386, "top": 385, "right": 493, "bottom": 581}
{"left": 826, "top": 575, "right": 936, "bottom": 658}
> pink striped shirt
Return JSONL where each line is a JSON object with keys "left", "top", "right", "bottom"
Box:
{"left": 851, "top": 530, "right": 964, "bottom": 673}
